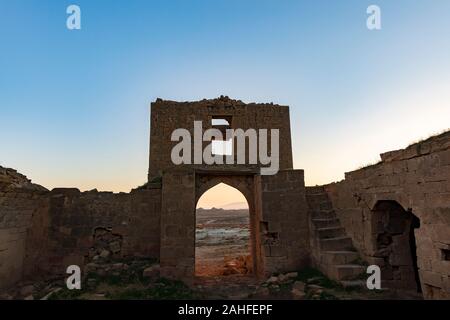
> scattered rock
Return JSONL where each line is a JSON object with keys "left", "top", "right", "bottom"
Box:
{"left": 41, "top": 288, "right": 62, "bottom": 300}
{"left": 266, "top": 276, "right": 278, "bottom": 284}
{"left": 0, "top": 258, "right": 158, "bottom": 300}
{"left": 277, "top": 274, "right": 287, "bottom": 282}
{"left": 92, "top": 227, "right": 122, "bottom": 257}
{"left": 99, "top": 250, "right": 110, "bottom": 259}
{"left": 112, "top": 263, "right": 125, "bottom": 271}
{"left": 143, "top": 264, "right": 160, "bottom": 279}
{"left": 109, "top": 241, "right": 121, "bottom": 254}
{"left": 85, "top": 263, "right": 98, "bottom": 273}
{"left": 292, "top": 281, "right": 305, "bottom": 292}
{"left": 222, "top": 256, "right": 252, "bottom": 275}
{"left": 307, "top": 276, "right": 322, "bottom": 284}
{"left": 291, "top": 288, "right": 306, "bottom": 300}
{"left": 265, "top": 272, "right": 298, "bottom": 286}
{"left": 270, "top": 284, "right": 280, "bottom": 291}
{"left": 0, "top": 293, "right": 13, "bottom": 300}
{"left": 308, "top": 284, "right": 324, "bottom": 290}
{"left": 286, "top": 272, "right": 298, "bottom": 279}
{"left": 228, "top": 293, "right": 250, "bottom": 299}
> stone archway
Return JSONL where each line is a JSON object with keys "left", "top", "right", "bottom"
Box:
{"left": 195, "top": 172, "right": 262, "bottom": 277}
{"left": 159, "top": 168, "right": 308, "bottom": 280}
{"left": 195, "top": 175, "right": 254, "bottom": 208}
{"left": 159, "top": 169, "right": 265, "bottom": 280}
{"left": 371, "top": 200, "right": 422, "bottom": 292}
{"left": 195, "top": 182, "right": 251, "bottom": 276}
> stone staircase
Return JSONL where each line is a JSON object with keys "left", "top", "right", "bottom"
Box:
{"left": 306, "top": 186, "right": 366, "bottom": 288}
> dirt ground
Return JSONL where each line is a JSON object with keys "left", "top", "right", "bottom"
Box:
{"left": 1, "top": 207, "right": 424, "bottom": 300}
{"left": 195, "top": 208, "right": 251, "bottom": 276}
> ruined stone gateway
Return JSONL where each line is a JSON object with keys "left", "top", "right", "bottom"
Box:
{"left": 0, "top": 96, "right": 449, "bottom": 299}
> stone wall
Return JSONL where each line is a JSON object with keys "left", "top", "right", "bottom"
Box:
{"left": 159, "top": 169, "right": 310, "bottom": 279}
{"left": 153, "top": 97, "right": 301, "bottom": 280}
{"left": 0, "top": 167, "right": 48, "bottom": 289}
{"left": 160, "top": 170, "right": 196, "bottom": 279}
{"left": 324, "top": 131, "right": 450, "bottom": 299}
{"left": 0, "top": 166, "right": 162, "bottom": 290}
{"left": 31, "top": 187, "right": 162, "bottom": 279}
{"left": 260, "top": 169, "right": 310, "bottom": 274}
{"left": 148, "top": 96, "right": 293, "bottom": 179}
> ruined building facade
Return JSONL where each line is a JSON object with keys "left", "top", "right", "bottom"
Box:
{"left": 0, "top": 97, "right": 449, "bottom": 299}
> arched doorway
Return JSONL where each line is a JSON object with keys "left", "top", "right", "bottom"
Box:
{"left": 372, "top": 201, "right": 422, "bottom": 293}
{"left": 195, "top": 182, "right": 252, "bottom": 277}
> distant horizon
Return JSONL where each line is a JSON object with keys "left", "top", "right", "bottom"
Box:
{"left": 197, "top": 206, "right": 248, "bottom": 211}
{"left": 1, "top": 126, "right": 449, "bottom": 195}
{"left": 197, "top": 201, "right": 249, "bottom": 211}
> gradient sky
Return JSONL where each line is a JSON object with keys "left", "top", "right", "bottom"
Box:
{"left": 1, "top": 1, "right": 450, "bottom": 207}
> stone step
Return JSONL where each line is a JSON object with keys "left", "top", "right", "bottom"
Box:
{"left": 306, "top": 193, "right": 329, "bottom": 203}
{"left": 332, "top": 265, "right": 366, "bottom": 281}
{"left": 319, "top": 236, "right": 353, "bottom": 251}
{"left": 312, "top": 210, "right": 336, "bottom": 220}
{"left": 308, "top": 201, "right": 334, "bottom": 211}
{"left": 306, "top": 191, "right": 328, "bottom": 198}
{"left": 319, "top": 202, "right": 333, "bottom": 211}
{"left": 307, "top": 202, "right": 331, "bottom": 211}
{"left": 312, "top": 218, "right": 340, "bottom": 229}
{"left": 316, "top": 227, "right": 345, "bottom": 239}
{"left": 320, "top": 251, "right": 359, "bottom": 265}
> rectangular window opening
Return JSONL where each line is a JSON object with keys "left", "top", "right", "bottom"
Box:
{"left": 211, "top": 118, "right": 230, "bottom": 126}
{"left": 211, "top": 116, "right": 232, "bottom": 138}
{"left": 212, "top": 139, "right": 233, "bottom": 156}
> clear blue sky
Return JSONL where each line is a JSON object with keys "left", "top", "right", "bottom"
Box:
{"left": 1, "top": 0, "right": 450, "bottom": 192}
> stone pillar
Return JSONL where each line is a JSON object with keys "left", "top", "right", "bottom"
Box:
{"left": 160, "top": 169, "right": 196, "bottom": 279}
{"left": 260, "top": 169, "right": 310, "bottom": 275}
